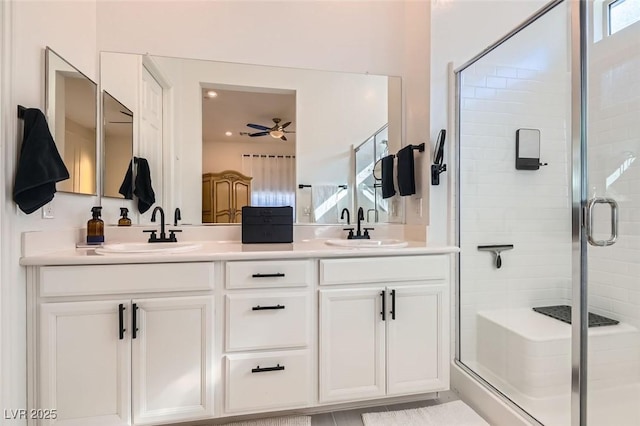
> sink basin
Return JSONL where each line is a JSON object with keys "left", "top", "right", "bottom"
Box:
{"left": 95, "top": 242, "right": 202, "bottom": 255}
{"left": 324, "top": 239, "right": 408, "bottom": 248}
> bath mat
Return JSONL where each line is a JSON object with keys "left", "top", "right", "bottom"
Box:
{"left": 220, "top": 415, "right": 310, "bottom": 426}
{"left": 533, "top": 305, "right": 619, "bottom": 327}
{"left": 362, "top": 400, "right": 489, "bottom": 426}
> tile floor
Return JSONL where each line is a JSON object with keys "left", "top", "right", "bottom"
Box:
{"left": 310, "top": 391, "right": 460, "bottom": 426}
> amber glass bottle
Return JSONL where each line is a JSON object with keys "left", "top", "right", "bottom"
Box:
{"left": 87, "top": 206, "right": 104, "bottom": 244}
{"left": 118, "top": 207, "right": 132, "bottom": 226}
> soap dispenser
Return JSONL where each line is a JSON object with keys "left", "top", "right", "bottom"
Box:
{"left": 118, "top": 207, "right": 132, "bottom": 226}
{"left": 87, "top": 206, "right": 104, "bottom": 244}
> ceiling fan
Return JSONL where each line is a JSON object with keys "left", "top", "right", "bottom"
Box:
{"left": 243, "top": 118, "right": 295, "bottom": 141}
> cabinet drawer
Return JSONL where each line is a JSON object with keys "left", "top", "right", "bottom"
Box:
{"left": 226, "top": 260, "right": 311, "bottom": 289}
{"left": 39, "top": 263, "right": 214, "bottom": 297}
{"left": 226, "top": 293, "right": 309, "bottom": 351}
{"left": 225, "top": 350, "right": 311, "bottom": 413}
{"left": 320, "top": 255, "right": 448, "bottom": 285}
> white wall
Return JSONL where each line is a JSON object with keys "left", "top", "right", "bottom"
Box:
{"left": 96, "top": 0, "right": 431, "bottom": 228}
{"left": 3, "top": 1, "right": 98, "bottom": 420}
{"left": 457, "top": 2, "right": 572, "bottom": 364}
{"left": 430, "top": 0, "right": 549, "bottom": 245}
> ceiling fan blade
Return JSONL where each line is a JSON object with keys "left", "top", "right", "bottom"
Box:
{"left": 248, "top": 132, "right": 269, "bottom": 137}
{"left": 247, "top": 123, "right": 270, "bottom": 131}
{"left": 280, "top": 135, "right": 287, "bottom": 141}
{"left": 283, "top": 130, "right": 295, "bottom": 134}
{"left": 281, "top": 121, "right": 291, "bottom": 129}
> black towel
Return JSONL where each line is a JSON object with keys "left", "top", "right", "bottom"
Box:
{"left": 118, "top": 160, "right": 134, "bottom": 200}
{"left": 133, "top": 157, "right": 155, "bottom": 213}
{"left": 13, "top": 108, "right": 70, "bottom": 214}
{"left": 396, "top": 145, "right": 416, "bottom": 196}
{"left": 381, "top": 155, "right": 396, "bottom": 199}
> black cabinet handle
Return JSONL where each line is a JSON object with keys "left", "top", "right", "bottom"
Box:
{"left": 252, "top": 305, "right": 285, "bottom": 311}
{"left": 118, "top": 304, "right": 126, "bottom": 340}
{"left": 391, "top": 289, "right": 396, "bottom": 320}
{"left": 251, "top": 273, "right": 285, "bottom": 278}
{"left": 251, "top": 364, "right": 285, "bottom": 373}
{"left": 380, "top": 290, "right": 386, "bottom": 321}
{"left": 132, "top": 303, "right": 139, "bottom": 339}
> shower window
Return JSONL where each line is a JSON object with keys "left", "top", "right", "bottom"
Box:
{"left": 607, "top": 0, "right": 640, "bottom": 34}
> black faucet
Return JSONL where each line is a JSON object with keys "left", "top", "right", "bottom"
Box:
{"left": 340, "top": 208, "right": 350, "bottom": 225}
{"left": 145, "top": 206, "right": 181, "bottom": 242}
{"left": 344, "top": 207, "right": 373, "bottom": 239}
{"left": 174, "top": 207, "right": 181, "bottom": 226}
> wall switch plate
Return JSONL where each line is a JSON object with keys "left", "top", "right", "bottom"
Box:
{"left": 42, "top": 202, "right": 54, "bottom": 219}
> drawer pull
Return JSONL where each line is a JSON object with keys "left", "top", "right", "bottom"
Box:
{"left": 252, "top": 273, "right": 285, "bottom": 278}
{"left": 380, "top": 290, "right": 386, "bottom": 321}
{"left": 118, "top": 304, "right": 126, "bottom": 340}
{"left": 251, "top": 364, "right": 285, "bottom": 373}
{"left": 252, "top": 304, "right": 286, "bottom": 311}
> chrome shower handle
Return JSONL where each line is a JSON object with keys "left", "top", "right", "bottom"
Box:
{"left": 586, "top": 197, "right": 618, "bottom": 247}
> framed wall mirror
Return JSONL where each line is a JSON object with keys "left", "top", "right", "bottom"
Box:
{"left": 45, "top": 47, "right": 98, "bottom": 195}
{"left": 102, "top": 91, "right": 133, "bottom": 199}
{"left": 99, "top": 51, "right": 402, "bottom": 224}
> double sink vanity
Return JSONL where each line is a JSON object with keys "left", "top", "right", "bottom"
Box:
{"left": 21, "top": 226, "right": 455, "bottom": 426}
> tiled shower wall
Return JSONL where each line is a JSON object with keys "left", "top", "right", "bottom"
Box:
{"left": 458, "top": 7, "right": 572, "bottom": 363}
{"left": 587, "top": 23, "right": 640, "bottom": 330}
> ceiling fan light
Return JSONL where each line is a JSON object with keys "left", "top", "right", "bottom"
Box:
{"left": 270, "top": 130, "right": 284, "bottom": 138}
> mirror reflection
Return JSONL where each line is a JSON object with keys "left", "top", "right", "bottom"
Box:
{"left": 102, "top": 91, "right": 133, "bottom": 199}
{"left": 201, "top": 87, "right": 296, "bottom": 223}
{"left": 99, "top": 52, "right": 401, "bottom": 224}
{"left": 45, "top": 47, "right": 97, "bottom": 195}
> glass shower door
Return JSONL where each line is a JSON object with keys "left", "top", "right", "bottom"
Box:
{"left": 585, "top": 3, "right": 640, "bottom": 424}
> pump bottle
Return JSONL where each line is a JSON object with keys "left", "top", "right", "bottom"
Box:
{"left": 87, "top": 206, "right": 105, "bottom": 244}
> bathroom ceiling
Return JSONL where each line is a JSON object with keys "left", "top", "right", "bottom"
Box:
{"left": 201, "top": 87, "right": 296, "bottom": 145}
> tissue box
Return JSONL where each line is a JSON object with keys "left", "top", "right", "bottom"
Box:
{"left": 242, "top": 206, "right": 293, "bottom": 244}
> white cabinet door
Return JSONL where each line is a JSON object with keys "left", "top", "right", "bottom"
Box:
{"left": 386, "top": 284, "right": 449, "bottom": 395}
{"left": 132, "top": 296, "right": 213, "bottom": 425}
{"left": 319, "top": 288, "right": 386, "bottom": 403}
{"left": 39, "top": 301, "right": 130, "bottom": 426}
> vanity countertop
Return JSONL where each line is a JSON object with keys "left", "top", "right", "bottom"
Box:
{"left": 20, "top": 239, "right": 459, "bottom": 266}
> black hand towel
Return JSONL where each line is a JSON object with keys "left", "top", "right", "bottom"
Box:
{"left": 134, "top": 157, "right": 155, "bottom": 213}
{"left": 13, "top": 108, "right": 70, "bottom": 214}
{"left": 396, "top": 145, "right": 416, "bottom": 196}
{"left": 118, "top": 159, "right": 134, "bottom": 200}
{"left": 381, "top": 155, "right": 396, "bottom": 199}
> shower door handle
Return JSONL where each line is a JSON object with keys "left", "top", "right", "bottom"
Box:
{"left": 586, "top": 197, "right": 618, "bottom": 247}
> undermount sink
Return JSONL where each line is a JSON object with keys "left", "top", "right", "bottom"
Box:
{"left": 324, "top": 239, "right": 408, "bottom": 248}
{"left": 95, "top": 242, "right": 203, "bottom": 255}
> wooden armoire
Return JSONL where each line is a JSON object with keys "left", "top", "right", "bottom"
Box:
{"left": 202, "top": 171, "right": 252, "bottom": 223}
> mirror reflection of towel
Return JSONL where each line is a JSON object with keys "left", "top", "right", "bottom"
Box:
{"left": 13, "top": 108, "right": 70, "bottom": 214}
{"left": 381, "top": 155, "right": 396, "bottom": 199}
{"left": 396, "top": 145, "right": 416, "bottom": 196}
{"left": 133, "top": 158, "right": 155, "bottom": 214}
{"left": 118, "top": 160, "right": 134, "bottom": 200}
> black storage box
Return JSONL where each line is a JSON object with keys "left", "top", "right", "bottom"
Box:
{"left": 242, "top": 206, "right": 293, "bottom": 244}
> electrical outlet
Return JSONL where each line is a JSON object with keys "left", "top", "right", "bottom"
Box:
{"left": 42, "top": 202, "right": 54, "bottom": 219}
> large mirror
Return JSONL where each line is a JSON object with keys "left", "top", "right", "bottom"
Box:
{"left": 45, "top": 47, "right": 98, "bottom": 195}
{"left": 102, "top": 91, "right": 133, "bottom": 199}
{"left": 100, "top": 52, "right": 402, "bottom": 224}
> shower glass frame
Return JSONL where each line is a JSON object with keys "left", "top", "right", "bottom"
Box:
{"left": 454, "top": 1, "right": 588, "bottom": 425}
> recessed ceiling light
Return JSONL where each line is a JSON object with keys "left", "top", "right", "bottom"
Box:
{"left": 206, "top": 90, "right": 218, "bottom": 98}
{"left": 225, "top": 131, "right": 233, "bottom": 136}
